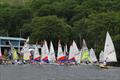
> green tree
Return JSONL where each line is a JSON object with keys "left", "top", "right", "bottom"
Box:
{"left": 27, "top": 16, "right": 71, "bottom": 46}
{"left": 86, "top": 12, "right": 120, "bottom": 58}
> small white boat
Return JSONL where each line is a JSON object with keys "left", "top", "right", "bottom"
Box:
{"left": 99, "top": 32, "right": 117, "bottom": 69}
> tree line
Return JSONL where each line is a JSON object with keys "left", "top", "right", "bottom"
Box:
{"left": 0, "top": 0, "right": 120, "bottom": 64}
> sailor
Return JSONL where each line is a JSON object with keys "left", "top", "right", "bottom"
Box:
{"left": 103, "top": 60, "right": 107, "bottom": 66}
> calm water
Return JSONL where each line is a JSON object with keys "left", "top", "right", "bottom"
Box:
{"left": 0, "top": 64, "right": 120, "bottom": 80}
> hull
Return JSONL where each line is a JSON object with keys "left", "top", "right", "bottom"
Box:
{"left": 99, "top": 64, "right": 108, "bottom": 69}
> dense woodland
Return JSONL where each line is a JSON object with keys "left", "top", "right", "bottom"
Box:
{"left": 0, "top": 0, "right": 120, "bottom": 64}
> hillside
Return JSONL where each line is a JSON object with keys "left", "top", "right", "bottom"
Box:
{"left": 0, "top": 0, "right": 30, "bottom": 6}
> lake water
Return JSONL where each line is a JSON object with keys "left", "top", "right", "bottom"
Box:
{"left": 0, "top": 64, "right": 120, "bottom": 80}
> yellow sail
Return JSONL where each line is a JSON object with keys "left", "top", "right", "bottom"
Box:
{"left": 12, "top": 49, "right": 18, "bottom": 60}
{"left": 81, "top": 50, "right": 92, "bottom": 62}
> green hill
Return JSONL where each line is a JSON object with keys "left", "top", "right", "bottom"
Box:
{"left": 0, "top": 0, "right": 30, "bottom": 6}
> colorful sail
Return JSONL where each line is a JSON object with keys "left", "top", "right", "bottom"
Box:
{"left": 12, "top": 49, "right": 18, "bottom": 60}
{"left": 89, "top": 48, "right": 98, "bottom": 62}
{"left": 69, "top": 44, "right": 75, "bottom": 62}
{"left": 33, "top": 45, "right": 40, "bottom": 62}
{"left": 48, "top": 41, "right": 56, "bottom": 63}
{"left": 57, "top": 40, "right": 65, "bottom": 63}
{"left": 81, "top": 39, "right": 92, "bottom": 63}
{"left": 41, "top": 40, "right": 49, "bottom": 63}
{"left": 69, "top": 40, "right": 80, "bottom": 63}
{"left": 81, "top": 50, "right": 91, "bottom": 62}
{"left": 103, "top": 32, "right": 117, "bottom": 62}
{"left": 73, "top": 40, "right": 80, "bottom": 63}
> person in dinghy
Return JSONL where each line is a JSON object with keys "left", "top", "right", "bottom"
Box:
{"left": 99, "top": 60, "right": 108, "bottom": 69}
{"left": 99, "top": 32, "right": 117, "bottom": 69}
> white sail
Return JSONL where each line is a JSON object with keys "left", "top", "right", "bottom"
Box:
{"left": 89, "top": 48, "right": 98, "bottom": 62}
{"left": 68, "top": 44, "right": 74, "bottom": 60}
{"left": 33, "top": 45, "right": 40, "bottom": 61}
{"left": 57, "top": 41, "right": 65, "bottom": 62}
{"left": 48, "top": 41, "right": 56, "bottom": 63}
{"left": 82, "top": 39, "right": 88, "bottom": 50}
{"left": 41, "top": 40, "right": 49, "bottom": 63}
{"left": 103, "top": 32, "right": 117, "bottom": 62}
{"left": 64, "top": 44, "right": 68, "bottom": 54}
{"left": 73, "top": 40, "right": 80, "bottom": 63}
{"left": 81, "top": 39, "right": 89, "bottom": 57}
{"left": 99, "top": 50, "right": 104, "bottom": 62}
{"left": 68, "top": 40, "right": 80, "bottom": 63}
{"left": 21, "top": 40, "right": 30, "bottom": 60}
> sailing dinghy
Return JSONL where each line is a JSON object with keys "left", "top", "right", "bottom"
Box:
{"left": 99, "top": 32, "right": 117, "bottom": 68}
{"left": 68, "top": 40, "right": 80, "bottom": 64}
{"left": 21, "top": 38, "right": 30, "bottom": 62}
{"left": 33, "top": 45, "right": 40, "bottom": 62}
{"left": 81, "top": 39, "right": 92, "bottom": 64}
{"left": 41, "top": 40, "right": 49, "bottom": 64}
{"left": 57, "top": 41, "right": 66, "bottom": 64}
{"left": 89, "top": 48, "right": 98, "bottom": 63}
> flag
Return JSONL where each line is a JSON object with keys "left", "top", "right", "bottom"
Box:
{"left": 26, "top": 37, "right": 29, "bottom": 43}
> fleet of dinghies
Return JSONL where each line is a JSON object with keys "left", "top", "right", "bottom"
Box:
{"left": 0, "top": 32, "right": 118, "bottom": 67}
